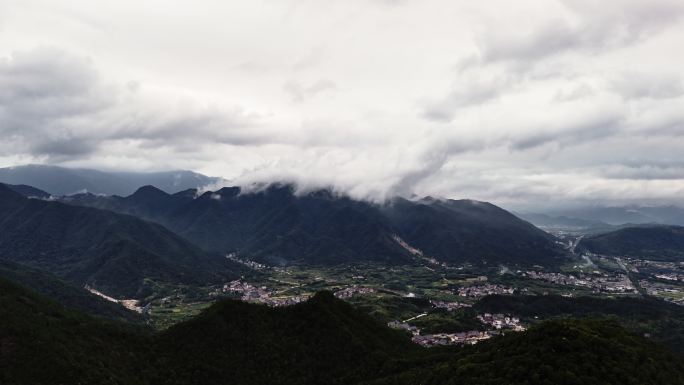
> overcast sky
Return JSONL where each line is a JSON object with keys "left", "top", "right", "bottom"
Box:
{"left": 1, "top": 0, "right": 684, "bottom": 209}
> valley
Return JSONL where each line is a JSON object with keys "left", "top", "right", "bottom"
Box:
{"left": 2, "top": 179, "right": 684, "bottom": 384}
{"left": 142, "top": 249, "right": 684, "bottom": 353}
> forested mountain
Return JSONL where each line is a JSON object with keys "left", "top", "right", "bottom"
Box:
{"left": 382, "top": 197, "right": 563, "bottom": 266}
{"left": 4, "top": 184, "right": 52, "bottom": 199}
{"left": 579, "top": 225, "right": 684, "bottom": 260}
{"left": 2, "top": 279, "right": 683, "bottom": 385}
{"left": 62, "top": 184, "right": 567, "bottom": 267}
{"left": 0, "top": 277, "right": 154, "bottom": 385}
{"left": 0, "top": 260, "right": 142, "bottom": 322}
{"left": 0, "top": 164, "right": 217, "bottom": 196}
{"left": 0, "top": 184, "right": 242, "bottom": 298}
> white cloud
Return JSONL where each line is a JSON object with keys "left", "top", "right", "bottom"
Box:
{"left": 0, "top": 0, "right": 683, "bottom": 209}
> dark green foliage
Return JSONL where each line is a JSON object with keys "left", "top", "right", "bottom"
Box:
{"left": 0, "top": 260, "right": 142, "bottom": 322}
{"left": 579, "top": 225, "right": 684, "bottom": 260}
{"left": 0, "top": 184, "right": 242, "bottom": 298}
{"left": 64, "top": 184, "right": 567, "bottom": 267}
{"left": 382, "top": 197, "right": 566, "bottom": 266}
{"left": 347, "top": 294, "right": 433, "bottom": 321}
{"left": 0, "top": 277, "right": 153, "bottom": 385}
{"left": 68, "top": 185, "right": 414, "bottom": 265}
{"left": 365, "top": 319, "right": 684, "bottom": 385}
{"left": 475, "top": 294, "right": 684, "bottom": 353}
{"left": 154, "top": 291, "right": 421, "bottom": 385}
{"left": 2, "top": 279, "right": 683, "bottom": 385}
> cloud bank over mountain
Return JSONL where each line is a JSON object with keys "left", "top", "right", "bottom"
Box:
{"left": 1, "top": 0, "right": 683, "bottom": 208}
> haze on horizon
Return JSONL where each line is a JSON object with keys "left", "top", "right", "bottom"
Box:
{"left": 1, "top": 0, "right": 683, "bottom": 210}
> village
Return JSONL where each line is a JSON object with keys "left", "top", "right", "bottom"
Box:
{"left": 456, "top": 283, "right": 516, "bottom": 297}
{"left": 333, "top": 285, "right": 376, "bottom": 299}
{"left": 523, "top": 270, "right": 638, "bottom": 294}
{"left": 389, "top": 311, "right": 526, "bottom": 347}
{"left": 222, "top": 279, "right": 309, "bottom": 307}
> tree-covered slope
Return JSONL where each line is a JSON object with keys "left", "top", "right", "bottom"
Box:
{"left": 154, "top": 291, "right": 421, "bottom": 385}
{"left": 0, "top": 184, "right": 242, "bottom": 298}
{"left": 0, "top": 277, "right": 153, "bottom": 385}
{"left": 579, "top": 225, "right": 684, "bottom": 260}
{"left": 66, "top": 185, "right": 415, "bottom": 265}
{"left": 0, "top": 260, "right": 142, "bottom": 322}
{"left": 475, "top": 294, "right": 684, "bottom": 354}
{"left": 2, "top": 279, "right": 683, "bottom": 385}
{"left": 382, "top": 197, "right": 565, "bottom": 266}
{"left": 63, "top": 184, "right": 566, "bottom": 267}
{"left": 365, "top": 318, "right": 684, "bottom": 385}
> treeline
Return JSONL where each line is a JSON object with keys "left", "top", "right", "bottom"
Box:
{"left": 2, "top": 278, "right": 684, "bottom": 385}
{"left": 475, "top": 294, "right": 684, "bottom": 354}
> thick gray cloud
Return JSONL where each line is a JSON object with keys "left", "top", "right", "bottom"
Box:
{"left": 0, "top": 47, "right": 268, "bottom": 160}
{"left": 0, "top": 0, "right": 683, "bottom": 209}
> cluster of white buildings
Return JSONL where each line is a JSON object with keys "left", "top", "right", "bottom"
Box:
{"left": 333, "top": 285, "right": 375, "bottom": 299}
{"left": 223, "top": 279, "right": 269, "bottom": 300}
{"left": 222, "top": 279, "right": 309, "bottom": 306}
{"left": 654, "top": 273, "right": 683, "bottom": 282}
{"left": 430, "top": 300, "right": 471, "bottom": 311}
{"left": 457, "top": 284, "right": 515, "bottom": 297}
{"left": 225, "top": 253, "right": 268, "bottom": 270}
{"left": 388, "top": 310, "right": 526, "bottom": 347}
{"left": 524, "top": 271, "right": 637, "bottom": 293}
{"left": 477, "top": 313, "right": 525, "bottom": 331}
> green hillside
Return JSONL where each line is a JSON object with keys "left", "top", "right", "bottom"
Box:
{"left": 2, "top": 278, "right": 683, "bottom": 385}
{"left": 0, "top": 277, "right": 153, "bottom": 385}
{"left": 0, "top": 260, "right": 142, "bottom": 322}
{"left": 579, "top": 225, "right": 684, "bottom": 260}
{"left": 0, "top": 184, "right": 243, "bottom": 298}
{"left": 365, "top": 318, "right": 684, "bottom": 385}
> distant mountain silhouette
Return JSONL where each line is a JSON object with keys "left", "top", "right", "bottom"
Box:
{"left": 0, "top": 164, "right": 217, "bottom": 196}
{"left": 528, "top": 205, "right": 684, "bottom": 226}
{"left": 5, "top": 184, "right": 52, "bottom": 199}
{"left": 0, "top": 184, "right": 242, "bottom": 298}
{"left": 517, "top": 212, "right": 611, "bottom": 230}
{"left": 62, "top": 184, "right": 567, "bottom": 267}
{"left": 579, "top": 225, "right": 684, "bottom": 261}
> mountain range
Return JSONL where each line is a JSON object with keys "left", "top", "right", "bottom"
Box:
{"left": 0, "top": 184, "right": 243, "bottom": 298}
{"left": 60, "top": 184, "right": 567, "bottom": 267}
{"left": 522, "top": 205, "right": 684, "bottom": 228}
{"left": 0, "top": 164, "right": 217, "bottom": 196}
{"left": 1, "top": 166, "right": 684, "bottom": 384}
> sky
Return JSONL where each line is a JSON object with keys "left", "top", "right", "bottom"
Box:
{"left": 1, "top": 0, "right": 683, "bottom": 209}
